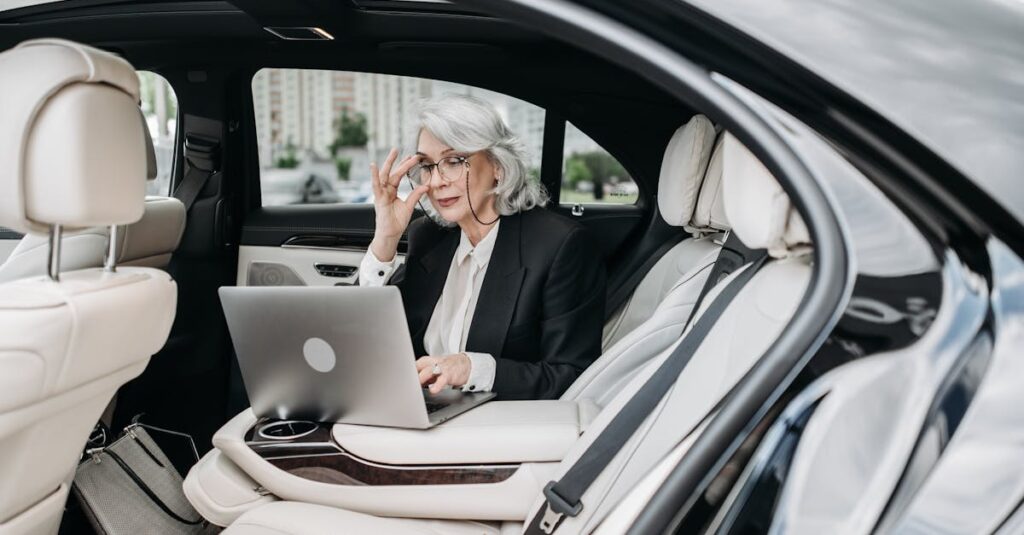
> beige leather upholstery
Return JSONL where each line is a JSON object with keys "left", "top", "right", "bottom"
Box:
{"left": 656, "top": 115, "right": 717, "bottom": 230}
{"left": 211, "top": 132, "right": 812, "bottom": 534}
{"left": 601, "top": 115, "right": 725, "bottom": 351}
{"left": 0, "top": 196, "right": 186, "bottom": 283}
{"left": 721, "top": 135, "right": 809, "bottom": 257}
{"left": 207, "top": 410, "right": 560, "bottom": 522}
{"left": 0, "top": 39, "right": 177, "bottom": 534}
{"left": 224, "top": 502, "right": 505, "bottom": 535}
{"left": 332, "top": 401, "right": 581, "bottom": 465}
{"left": 183, "top": 449, "right": 278, "bottom": 528}
{"left": 0, "top": 39, "right": 147, "bottom": 235}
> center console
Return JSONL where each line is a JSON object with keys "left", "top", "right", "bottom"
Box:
{"left": 184, "top": 400, "right": 586, "bottom": 526}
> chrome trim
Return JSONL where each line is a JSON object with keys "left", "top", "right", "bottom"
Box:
{"left": 47, "top": 224, "right": 62, "bottom": 282}
{"left": 104, "top": 224, "right": 117, "bottom": 273}
{"left": 257, "top": 420, "right": 319, "bottom": 441}
{"left": 280, "top": 244, "right": 366, "bottom": 253}
{"left": 263, "top": 26, "right": 335, "bottom": 41}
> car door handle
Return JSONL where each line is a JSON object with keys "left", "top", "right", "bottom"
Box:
{"left": 314, "top": 263, "right": 357, "bottom": 278}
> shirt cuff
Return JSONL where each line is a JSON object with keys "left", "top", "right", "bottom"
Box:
{"left": 462, "top": 352, "right": 496, "bottom": 393}
{"left": 358, "top": 248, "right": 397, "bottom": 287}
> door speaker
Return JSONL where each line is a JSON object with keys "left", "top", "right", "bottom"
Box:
{"left": 247, "top": 262, "right": 306, "bottom": 286}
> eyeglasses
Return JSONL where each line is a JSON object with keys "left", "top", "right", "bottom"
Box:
{"left": 406, "top": 154, "right": 471, "bottom": 186}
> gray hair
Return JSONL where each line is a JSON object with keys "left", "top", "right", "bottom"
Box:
{"left": 411, "top": 94, "right": 548, "bottom": 225}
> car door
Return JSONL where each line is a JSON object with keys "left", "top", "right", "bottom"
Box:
{"left": 236, "top": 68, "right": 646, "bottom": 290}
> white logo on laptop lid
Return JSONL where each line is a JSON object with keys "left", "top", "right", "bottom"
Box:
{"left": 302, "top": 337, "right": 336, "bottom": 373}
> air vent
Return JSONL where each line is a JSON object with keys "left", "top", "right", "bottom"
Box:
{"left": 263, "top": 27, "right": 334, "bottom": 41}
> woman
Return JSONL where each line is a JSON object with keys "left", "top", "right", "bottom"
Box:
{"left": 359, "top": 94, "right": 605, "bottom": 400}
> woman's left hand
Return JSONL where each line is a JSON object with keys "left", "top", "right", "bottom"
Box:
{"left": 416, "top": 354, "right": 472, "bottom": 394}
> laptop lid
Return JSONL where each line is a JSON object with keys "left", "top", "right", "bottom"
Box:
{"left": 219, "top": 285, "right": 434, "bottom": 428}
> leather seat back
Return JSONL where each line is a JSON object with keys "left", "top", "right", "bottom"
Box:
{"left": 535, "top": 134, "right": 812, "bottom": 533}
{"left": 567, "top": 117, "right": 730, "bottom": 407}
{"left": 0, "top": 121, "right": 185, "bottom": 283}
{"left": 0, "top": 39, "right": 177, "bottom": 534}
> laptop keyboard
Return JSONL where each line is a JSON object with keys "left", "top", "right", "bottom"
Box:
{"left": 425, "top": 401, "right": 449, "bottom": 414}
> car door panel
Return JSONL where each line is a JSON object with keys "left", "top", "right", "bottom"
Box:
{"left": 550, "top": 203, "right": 645, "bottom": 260}
{"left": 238, "top": 205, "right": 403, "bottom": 287}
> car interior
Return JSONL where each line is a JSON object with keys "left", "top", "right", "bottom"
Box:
{"left": 0, "top": 1, "right": 823, "bottom": 533}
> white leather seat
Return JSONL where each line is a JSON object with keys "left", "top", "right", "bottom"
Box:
{"left": 218, "top": 134, "right": 812, "bottom": 534}
{"left": 0, "top": 39, "right": 177, "bottom": 535}
{"left": 0, "top": 120, "right": 185, "bottom": 283}
{"left": 600, "top": 114, "right": 721, "bottom": 351}
{"left": 565, "top": 118, "right": 729, "bottom": 408}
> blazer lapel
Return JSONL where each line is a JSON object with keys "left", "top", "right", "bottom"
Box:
{"left": 466, "top": 213, "right": 526, "bottom": 361}
{"left": 408, "top": 229, "right": 459, "bottom": 351}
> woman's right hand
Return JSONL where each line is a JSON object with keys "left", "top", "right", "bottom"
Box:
{"left": 369, "top": 148, "right": 429, "bottom": 262}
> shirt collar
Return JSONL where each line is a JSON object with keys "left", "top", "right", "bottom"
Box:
{"left": 455, "top": 219, "right": 501, "bottom": 269}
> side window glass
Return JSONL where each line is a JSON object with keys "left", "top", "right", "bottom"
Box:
{"left": 252, "top": 69, "right": 544, "bottom": 206}
{"left": 560, "top": 122, "right": 637, "bottom": 204}
{"left": 137, "top": 71, "right": 178, "bottom": 196}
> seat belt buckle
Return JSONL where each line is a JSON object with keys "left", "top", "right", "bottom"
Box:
{"left": 540, "top": 481, "right": 582, "bottom": 533}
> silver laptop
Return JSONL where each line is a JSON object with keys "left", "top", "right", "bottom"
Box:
{"left": 219, "top": 285, "right": 494, "bottom": 429}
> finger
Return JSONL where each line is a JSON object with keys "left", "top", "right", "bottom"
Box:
{"left": 404, "top": 184, "right": 430, "bottom": 212}
{"left": 379, "top": 148, "right": 399, "bottom": 184}
{"left": 370, "top": 164, "right": 382, "bottom": 198}
{"left": 415, "top": 356, "right": 435, "bottom": 372}
{"left": 418, "top": 366, "right": 436, "bottom": 385}
{"left": 429, "top": 374, "right": 449, "bottom": 394}
{"left": 389, "top": 155, "right": 420, "bottom": 188}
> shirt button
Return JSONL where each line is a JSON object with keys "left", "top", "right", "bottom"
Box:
{"left": 378, "top": 270, "right": 385, "bottom": 277}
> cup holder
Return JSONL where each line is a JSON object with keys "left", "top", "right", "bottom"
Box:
{"left": 257, "top": 420, "right": 318, "bottom": 441}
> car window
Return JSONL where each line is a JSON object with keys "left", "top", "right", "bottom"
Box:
{"left": 137, "top": 71, "right": 177, "bottom": 196}
{"left": 252, "top": 68, "right": 545, "bottom": 206}
{"left": 560, "top": 121, "right": 637, "bottom": 205}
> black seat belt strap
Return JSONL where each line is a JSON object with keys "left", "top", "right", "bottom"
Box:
{"left": 174, "top": 132, "right": 221, "bottom": 213}
{"left": 525, "top": 253, "right": 769, "bottom": 535}
{"left": 688, "top": 232, "right": 765, "bottom": 329}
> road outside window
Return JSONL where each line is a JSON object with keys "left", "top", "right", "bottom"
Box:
{"left": 560, "top": 121, "right": 637, "bottom": 205}
{"left": 252, "top": 68, "right": 545, "bottom": 207}
{"left": 137, "top": 71, "right": 177, "bottom": 196}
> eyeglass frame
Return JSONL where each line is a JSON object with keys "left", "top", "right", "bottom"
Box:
{"left": 405, "top": 153, "right": 473, "bottom": 186}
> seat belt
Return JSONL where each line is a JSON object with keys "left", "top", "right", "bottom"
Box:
{"left": 173, "top": 132, "right": 221, "bottom": 213}
{"left": 525, "top": 250, "right": 769, "bottom": 535}
{"left": 689, "top": 231, "right": 764, "bottom": 322}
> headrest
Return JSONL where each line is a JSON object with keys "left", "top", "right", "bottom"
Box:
{"left": 0, "top": 38, "right": 147, "bottom": 235}
{"left": 657, "top": 114, "right": 718, "bottom": 232}
{"left": 0, "top": 196, "right": 186, "bottom": 283}
{"left": 721, "top": 134, "right": 810, "bottom": 258}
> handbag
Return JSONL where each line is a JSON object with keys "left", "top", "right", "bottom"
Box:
{"left": 72, "top": 422, "right": 217, "bottom": 534}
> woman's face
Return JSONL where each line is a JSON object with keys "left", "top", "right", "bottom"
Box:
{"left": 415, "top": 129, "right": 498, "bottom": 227}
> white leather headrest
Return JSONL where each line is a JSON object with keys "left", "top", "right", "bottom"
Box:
{"left": 0, "top": 38, "right": 147, "bottom": 234}
{"left": 689, "top": 134, "right": 730, "bottom": 233}
{"left": 657, "top": 115, "right": 717, "bottom": 231}
{"left": 721, "top": 134, "right": 810, "bottom": 257}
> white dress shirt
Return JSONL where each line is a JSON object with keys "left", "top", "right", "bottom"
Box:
{"left": 358, "top": 220, "right": 501, "bottom": 392}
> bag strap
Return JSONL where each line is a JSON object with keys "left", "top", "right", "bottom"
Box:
{"left": 525, "top": 253, "right": 769, "bottom": 535}
{"left": 103, "top": 448, "right": 203, "bottom": 525}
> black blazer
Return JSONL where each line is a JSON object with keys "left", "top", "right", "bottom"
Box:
{"left": 390, "top": 208, "right": 606, "bottom": 400}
